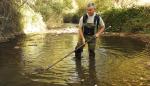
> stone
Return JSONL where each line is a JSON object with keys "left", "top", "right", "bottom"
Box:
{"left": 14, "top": 46, "right": 20, "bottom": 49}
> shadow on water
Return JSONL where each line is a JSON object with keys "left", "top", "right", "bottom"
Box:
{"left": 0, "top": 34, "right": 149, "bottom": 86}
{"left": 0, "top": 37, "right": 23, "bottom": 85}
{"left": 99, "top": 36, "right": 146, "bottom": 55}
{"left": 95, "top": 36, "right": 150, "bottom": 86}
{"left": 70, "top": 57, "right": 99, "bottom": 86}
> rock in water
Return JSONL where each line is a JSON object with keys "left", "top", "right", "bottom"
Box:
{"left": 14, "top": 46, "right": 20, "bottom": 49}
{"left": 34, "top": 67, "right": 45, "bottom": 74}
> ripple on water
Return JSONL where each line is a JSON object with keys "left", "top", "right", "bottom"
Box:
{"left": 1, "top": 33, "right": 149, "bottom": 86}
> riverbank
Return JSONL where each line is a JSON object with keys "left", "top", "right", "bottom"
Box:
{"left": 0, "top": 32, "right": 24, "bottom": 43}
{"left": 103, "top": 6, "right": 150, "bottom": 33}
{"left": 102, "top": 32, "right": 150, "bottom": 44}
{"left": 1, "top": 30, "right": 150, "bottom": 45}
{"left": 0, "top": 1, "right": 23, "bottom": 43}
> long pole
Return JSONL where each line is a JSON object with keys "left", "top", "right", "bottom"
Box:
{"left": 44, "top": 26, "right": 112, "bottom": 71}
{"left": 45, "top": 35, "right": 96, "bottom": 71}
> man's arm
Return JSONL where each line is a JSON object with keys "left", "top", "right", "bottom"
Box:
{"left": 95, "top": 26, "right": 105, "bottom": 37}
{"left": 78, "top": 17, "right": 85, "bottom": 44}
{"left": 95, "top": 17, "right": 105, "bottom": 37}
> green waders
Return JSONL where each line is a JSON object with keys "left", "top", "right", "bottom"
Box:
{"left": 75, "top": 23, "right": 97, "bottom": 59}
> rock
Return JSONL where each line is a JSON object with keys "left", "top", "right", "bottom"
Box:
{"left": 94, "top": 84, "right": 98, "bottom": 86}
{"left": 139, "top": 77, "right": 147, "bottom": 81}
{"left": 130, "top": 72, "right": 136, "bottom": 75}
{"left": 139, "top": 82, "right": 144, "bottom": 86}
{"left": 14, "top": 46, "right": 20, "bottom": 49}
{"left": 146, "top": 62, "right": 150, "bottom": 67}
{"left": 120, "top": 33, "right": 125, "bottom": 37}
{"left": 81, "top": 79, "right": 84, "bottom": 82}
{"left": 111, "top": 83, "right": 117, "bottom": 86}
{"left": 144, "top": 61, "right": 150, "bottom": 69}
{"left": 140, "top": 77, "right": 144, "bottom": 80}
{"left": 28, "top": 44, "right": 37, "bottom": 46}
{"left": 33, "top": 67, "right": 45, "bottom": 74}
{"left": 123, "top": 79, "right": 128, "bottom": 82}
{"left": 31, "top": 79, "right": 40, "bottom": 81}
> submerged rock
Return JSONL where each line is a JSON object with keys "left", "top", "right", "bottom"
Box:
{"left": 33, "top": 67, "right": 45, "bottom": 74}
{"left": 147, "top": 62, "right": 150, "bottom": 66}
{"left": 94, "top": 84, "right": 98, "bottom": 86}
{"left": 143, "top": 61, "right": 150, "bottom": 69}
{"left": 14, "top": 46, "right": 20, "bottom": 49}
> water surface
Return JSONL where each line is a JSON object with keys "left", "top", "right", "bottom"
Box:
{"left": 0, "top": 33, "right": 149, "bottom": 86}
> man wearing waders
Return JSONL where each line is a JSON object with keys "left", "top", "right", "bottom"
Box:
{"left": 75, "top": 2, "right": 105, "bottom": 59}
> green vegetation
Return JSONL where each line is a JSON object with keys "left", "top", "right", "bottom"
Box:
{"left": 34, "top": 0, "right": 63, "bottom": 21}
{"left": 33, "top": 0, "right": 73, "bottom": 28}
{"left": 63, "top": 0, "right": 113, "bottom": 24}
{"left": 103, "top": 6, "right": 150, "bottom": 33}
{"left": 0, "top": 0, "right": 150, "bottom": 34}
{"left": 0, "top": 0, "right": 22, "bottom": 33}
{"left": 63, "top": 0, "right": 150, "bottom": 34}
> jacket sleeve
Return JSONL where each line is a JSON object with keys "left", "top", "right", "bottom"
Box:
{"left": 99, "top": 16, "right": 105, "bottom": 28}
{"left": 79, "top": 16, "right": 83, "bottom": 29}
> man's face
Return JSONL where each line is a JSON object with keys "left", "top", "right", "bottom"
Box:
{"left": 87, "top": 7, "right": 95, "bottom": 16}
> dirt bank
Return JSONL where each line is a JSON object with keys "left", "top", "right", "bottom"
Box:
{"left": 0, "top": 32, "right": 24, "bottom": 43}
{"left": 102, "top": 32, "right": 150, "bottom": 44}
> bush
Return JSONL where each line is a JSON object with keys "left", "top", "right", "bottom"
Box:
{"left": 0, "top": 0, "right": 22, "bottom": 33}
{"left": 63, "top": 13, "right": 74, "bottom": 23}
{"left": 63, "top": 10, "right": 84, "bottom": 24}
{"left": 103, "top": 6, "right": 150, "bottom": 33}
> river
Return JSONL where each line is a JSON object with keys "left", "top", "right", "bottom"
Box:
{"left": 0, "top": 31, "right": 149, "bottom": 86}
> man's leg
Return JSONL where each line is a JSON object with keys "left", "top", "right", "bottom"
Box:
{"left": 75, "top": 41, "right": 84, "bottom": 59}
{"left": 87, "top": 36, "right": 96, "bottom": 58}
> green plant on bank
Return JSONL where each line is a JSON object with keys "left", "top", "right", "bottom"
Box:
{"left": 95, "top": 0, "right": 113, "bottom": 12}
{"left": 63, "top": 0, "right": 150, "bottom": 34}
{"left": 63, "top": 0, "right": 113, "bottom": 24}
{"left": 34, "top": 0, "right": 73, "bottom": 21}
{"left": 103, "top": 6, "right": 150, "bottom": 33}
{"left": 0, "top": 0, "right": 23, "bottom": 33}
{"left": 62, "top": 7, "right": 85, "bottom": 23}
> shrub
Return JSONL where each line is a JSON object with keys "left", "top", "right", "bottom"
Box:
{"left": 103, "top": 6, "right": 150, "bottom": 33}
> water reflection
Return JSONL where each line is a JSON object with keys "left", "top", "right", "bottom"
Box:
{"left": 21, "top": 34, "right": 78, "bottom": 85}
{"left": 95, "top": 36, "right": 150, "bottom": 86}
{"left": 0, "top": 38, "right": 27, "bottom": 86}
{"left": 75, "top": 57, "right": 98, "bottom": 86}
{"left": 99, "top": 36, "right": 145, "bottom": 55}
{"left": 0, "top": 34, "right": 149, "bottom": 86}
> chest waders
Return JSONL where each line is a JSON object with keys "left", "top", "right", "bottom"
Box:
{"left": 75, "top": 14, "right": 100, "bottom": 59}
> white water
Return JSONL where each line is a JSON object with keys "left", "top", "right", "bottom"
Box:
{"left": 20, "top": 5, "right": 47, "bottom": 34}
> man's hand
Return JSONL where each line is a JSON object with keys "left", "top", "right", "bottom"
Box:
{"left": 95, "top": 26, "right": 105, "bottom": 38}
{"left": 95, "top": 33, "right": 100, "bottom": 38}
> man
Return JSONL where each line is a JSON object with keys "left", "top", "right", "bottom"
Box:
{"left": 75, "top": 2, "right": 105, "bottom": 59}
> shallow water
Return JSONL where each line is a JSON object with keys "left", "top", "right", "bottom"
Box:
{"left": 0, "top": 33, "right": 149, "bottom": 86}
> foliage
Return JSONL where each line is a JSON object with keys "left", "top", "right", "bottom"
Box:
{"left": 34, "top": 0, "right": 73, "bottom": 21}
{"left": 63, "top": 13, "right": 80, "bottom": 24}
{"left": 1, "top": 0, "right": 149, "bottom": 33}
{"left": 63, "top": 0, "right": 114, "bottom": 23}
{"left": 34, "top": 0, "right": 58, "bottom": 21}
{"left": 95, "top": 0, "right": 113, "bottom": 12}
{"left": 113, "top": 0, "right": 137, "bottom": 8}
{"left": 0, "top": 0, "right": 22, "bottom": 33}
{"left": 103, "top": 6, "right": 150, "bottom": 33}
